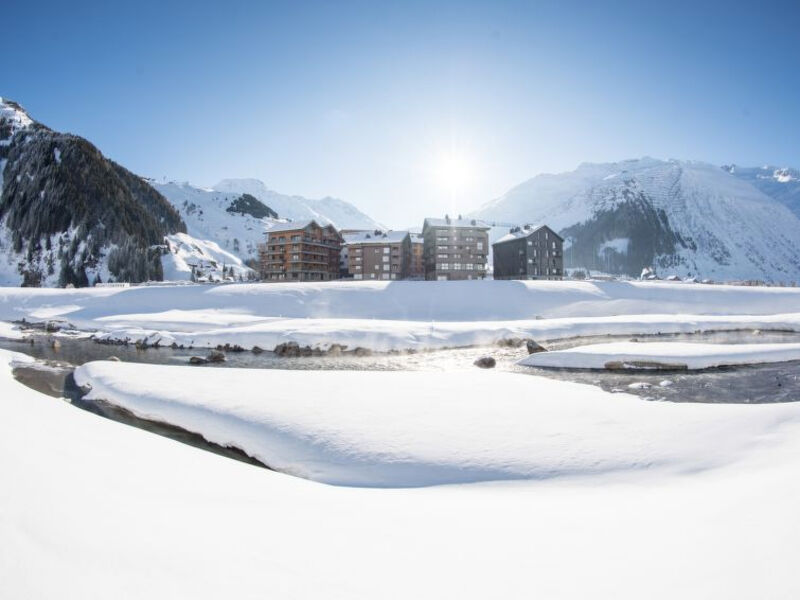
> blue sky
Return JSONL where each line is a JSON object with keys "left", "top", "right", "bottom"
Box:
{"left": 5, "top": 0, "right": 800, "bottom": 226}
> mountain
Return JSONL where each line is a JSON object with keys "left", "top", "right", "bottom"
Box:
{"left": 473, "top": 157, "right": 800, "bottom": 282}
{"left": 213, "top": 178, "right": 382, "bottom": 230}
{"left": 0, "top": 97, "right": 186, "bottom": 287}
{"left": 723, "top": 165, "right": 800, "bottom": 220}
{"left": 152, "top": 180, "right": 283, "bottom": 274}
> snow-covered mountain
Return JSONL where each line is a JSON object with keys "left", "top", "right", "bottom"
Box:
{"left": 0, "top": 97, "right": 186, "bottom": 286}
{"left": 473, "top": 158, "right": 800, "bottom": 282}
{"left": 213, "top": 178, "right": 382, "bottom": 230}
{"left": 723, "top": 165, "right": 800, "bottom": 220}
{"left": 152, "top": 181, "right": 280, "bottom": 269}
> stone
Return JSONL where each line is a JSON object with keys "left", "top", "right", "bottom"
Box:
{"left": 473, "top": 356, "right": 496, "bottom": 369}
{"left": 189, "top": 356, "right": 208, "bottom": 365}
{"left": 526, "top": 340, "right": 547, "bottom": 354}
{"left": 251, "top": 346, "right": 264, "bottom": 354}
{"left": 206, "top": 350, "right": 226, "bottom": 363}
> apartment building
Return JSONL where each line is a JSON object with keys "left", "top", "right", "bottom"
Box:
{"left": 258, "top": 220, "right": 343, "bottom": 282}
{"left": 422, "top": 216, "right": 490, "bottom": 280}
{"left": 408, "top": 233, "right": 424, "bottom": 279}
{"left": 345, "top": 230, "right": 411, "bottom": 280}
{"left": 492, "top": 224, "right": 564, "bottom": 280}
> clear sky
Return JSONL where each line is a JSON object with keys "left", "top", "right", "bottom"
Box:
{"left": 5, "top": 0, "right": 800, "bottom": 227}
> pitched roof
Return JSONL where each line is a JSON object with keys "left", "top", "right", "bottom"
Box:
{"left": 492, "top": 224, "right": 564, "bottom": 246}
{"left": 423, "top": 217, "right": 490, "bottom": 230}
{"left": 266, "top": 220, "right": 317, "bottom": 234}
{"left": 343, "top": 230, "right": 410, "bottom": 245}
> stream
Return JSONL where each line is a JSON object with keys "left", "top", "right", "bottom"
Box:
{"left": 3, "top": 327, "right": 799, "bottom": 467}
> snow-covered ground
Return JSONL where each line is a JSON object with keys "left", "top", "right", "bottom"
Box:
{"left": 74, "top": 360, "right": 800, "bottom": 487}
{"left": 2, "top": 280, "right": 800, "bottom": 350}
{"left": 3, "top": 348, "right": 800, "bottom": 598}
{"left": 519, "top": 341, "right": 800, "bottom": 370}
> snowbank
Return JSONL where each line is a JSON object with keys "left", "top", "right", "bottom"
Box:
{"left": 74, "top": 360, "right": 800, "bottom": 487}
{"left": 2, "top": 280, "right": 800, "bottom": 350}
{"left": 0, "top": 320, "right": 24, "bottom": 339}
{"left": 4, "top": 349, "right": 800, "bottom": 598}
{"left": 519, "top": 341, "right": 800, "bottom": 370}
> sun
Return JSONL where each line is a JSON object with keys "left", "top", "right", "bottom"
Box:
{"left": 432, "top": 150, "right": 475, "bottom": 194}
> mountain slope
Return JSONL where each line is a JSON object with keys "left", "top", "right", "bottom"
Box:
{"left": 152, "top": 181, "right": 282, "bottom": 268}
{"left": 473, "top": 158, "right": 800, "bottom": 282}
{"left": 0, "top": 97, "right": 186, "bottom": 286}
{"left": 213, "top": 178, "right": 382, "bottom": 230}
{"left": 723, "top": 165, "right": 800, "bottom": 220}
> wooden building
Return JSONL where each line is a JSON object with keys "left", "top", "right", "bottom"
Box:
{"left": 492, "top": 224, "right": 563, "bottom": 280}
{"left": 408, "top": 233, "right": 424, "bottom": 279}
{"left": 258, "top": 220, "right": 343, "bottom": 282}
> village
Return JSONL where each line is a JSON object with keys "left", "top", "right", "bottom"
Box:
{"left": 258, "top": 216, "right": 564, "bottom": 282}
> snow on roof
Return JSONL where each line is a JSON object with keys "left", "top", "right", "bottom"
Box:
{"left": 343, "top": 230, "right": 409, "bottom": 245}
{"left": 423, "top": 217, "right": 490, "bottom": 230}
{"left": 492, "top": 224, "right": 563, "bottom": 246}
{"left": 266, "top": 220, "right": 317, "bottom": 234}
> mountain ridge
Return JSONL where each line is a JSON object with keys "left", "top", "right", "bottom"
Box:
{"left": 473, "top": 157, "right": 800, "bottom": 282}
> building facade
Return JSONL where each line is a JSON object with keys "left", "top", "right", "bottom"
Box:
{"left": 408, "top": 233, "right": 424, "bottom": 279}
{"left": 492, "top": 224, "right": 563, "bottom": 280}
{"left": 422, "top": 216, "right": 490, "bottom": 281}
{"left": 345, "top": 230, "right": 411, "bottom": 280}
{"left": 259, "top": 220, "right": 343, "bottom": 282}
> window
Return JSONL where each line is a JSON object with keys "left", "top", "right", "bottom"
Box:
{"left": 381, "top": 273, "right": 390, "bottom": 280}
{"left": 370, "top": 273, "right": 376, "bottom": 279}
{"left": 291, "top": 254, "right": 299, "bottom": 260}
{"left": 438, "top": 263, "right": 450, "bottom": 270}
{"left": 437, "top": 275, "right": 448, "bottom": 281}
{"left": 374, "top": 265, "right": 380, "bottom": 270}
{"left": 291, "top": 235, "right": 301, "bottom": 242}
{"left": 552, "top": 241, "right": 556, "bottom": 249}
{"left": 475, "top": 263, "right": 484, "bottom": 270}
{"left": 382, "top": 256, "right": 389, "bottom": 263}
{"left": 355, "top": 257, "right": 362, "bottom": 262}
{"left": 528, "top": 241, "right": 532, "bottom": 246}
{"left": 390, "top": 273, "right": 397, "bottom": 280}
{"left": 453, "top": 263, "right": 462, "bottom": 270}
{"left": 354, "top": 273, "right": 363, "bottom": 280}
{"left": 383, "top": 264, "right": 390, "bottom": 271}
{"left": 465, "top": 263, "right": 473, "bottom": 270}
{"left": 383, "top": 247, "right": 390, "bottom": 254}
{"left": 437, "top": 254, "right": 448, "bottom": 259}
{"left": 477, "top": 242, "right": 484, "bottom": 250}
{"left": 528, "top": 259, "right": 533, "bottom": 264}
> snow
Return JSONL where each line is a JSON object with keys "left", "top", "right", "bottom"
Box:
{"left": 3, "top": 348, "right": 800, "bottom": 597}
{"left": 212, "top": 178, "right": 382, "bottom": 230}
{"left": 162, "top": 232, "right": 253, "bottom": 282}
{"left": 519, "top": 341, "right": 800, "bottom": 370}
{"left": 472, "top": 157, "right": 800, "bottom": 282}
{"left": 598, "top": 237, "right": 630, "bottom": 255}
{"left": 2, "top": 280, "right": 800, "bottom": 350}
{"left": 72, "top": 359, "right": 800, "bottom": 488}
{"left": 153, "top": 180, "right": 282, "bottom": 265}
{"left": 0, "top": 320, "right": 24, "bottom": 339}
{"left": 53, "top": 147, "right": 61, "bottom": 163}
